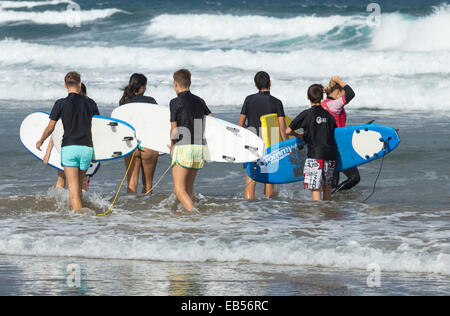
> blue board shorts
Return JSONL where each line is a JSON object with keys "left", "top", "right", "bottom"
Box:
{"left": 61, "top": 145, "right": 94, "bottom": 171}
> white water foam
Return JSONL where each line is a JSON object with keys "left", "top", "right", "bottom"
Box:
{"left": 2, "top": 39, "right": 450, "bottom": 77}
{"left": 0, "top": 227, "right": 449, "bottom": 276}
{"left": 0, "top": 0, "right": 74, "bottom": 9}
{"left": 0, "top": 6, "right": 122, "bottom": 25}
{"left": 371, "top": 4, "right": 450, "bottom": 51}
{"left": 145, "top": 14, "right": 366, "bottom": 41}
{"left": 1, "top": 39, "right": 449, "bottom": 110}
{"left": 2, "top": 68, "right": 449, "bottom": 111}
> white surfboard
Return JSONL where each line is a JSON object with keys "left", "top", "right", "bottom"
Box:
{"left": 111, "top": 103, "right": 264, "bottom": 163}
{"left": 20, "top": 112, "right": 101, "bottom": 176}
{"left": 52, "top": 115, "right": 139, "bottom": 161}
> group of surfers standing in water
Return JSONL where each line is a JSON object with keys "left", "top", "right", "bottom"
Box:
{"left": 36, "top": 69, "right": 359, "bottom": 212}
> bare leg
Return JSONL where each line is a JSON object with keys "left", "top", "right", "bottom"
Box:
{"left": 264, "top": 184, "right": 275, "bottom": 199}
{"left": 64, "top": 167, "right": 82, "bottom": 211}
{"left": 311, "top": 189, "right": 322, "bottom": 201}
{"left": 172, "top": 163, "right": 195, "bottom": 211}
{"left": 186, "top": 168, "right": 198, "bottom": 199}
{"left": 245, "top": 175, "right": 256, "bottom": 200}
{"left": 323, "top": 186, "right": 332, "bottom": 201}
{"left": 82, "top": 174, "right": 88, "bottom": 192}
{"left": 141, "top": 149, "right": 159, "bottom": 194}
{"left": 124, "top": 149, "right": 142, "bottom": 194}
{"left": 56, "top": 170, "right": 66, "bottom": 189}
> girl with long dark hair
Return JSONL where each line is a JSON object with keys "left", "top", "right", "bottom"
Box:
{"left": 119, "top": 73, "right": 159, "bottom": 194}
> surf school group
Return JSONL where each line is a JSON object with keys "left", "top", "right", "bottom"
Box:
{"left": 33, "top": 69, "right": 357, "bottom": 212}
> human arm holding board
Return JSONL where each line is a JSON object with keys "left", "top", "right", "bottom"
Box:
{"left": 36, "top": 119, "right": 57, "bottom": 151}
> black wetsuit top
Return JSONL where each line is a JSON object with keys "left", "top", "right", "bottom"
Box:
{"left": 170, "top": 91, "right": 211, "bottom": 145}
{"left": 290, "top": 106, "right": 338, "bottom": 161}
{"left": 50, "top": 93, "right": 100, "bottom": 148}
{"left": 240, "top": 91, "right": 285, "bottom": 135}
{"left": 122, "top": 94, "right": 157, "bottom": 105}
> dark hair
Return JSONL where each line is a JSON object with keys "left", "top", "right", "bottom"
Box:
{"left": 173, "top": 69, "right": 191, "bottom": 88}
{"left": 254, "top": 71, "right": 270, "bottom": 90}
{"left": 65, "top": 71, "right": 81, "bottom": 87}
{"left": 80, "top": 83, "right": 87, "bottom": 97}
{"left": 307, "top": 84, "right": 324, "bottom": 104}
{"left": 119, "top": 73, "right": 147, "bottom": 105}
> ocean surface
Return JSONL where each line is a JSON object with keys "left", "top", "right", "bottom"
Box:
{"left": 0, "top": 0, "right": 449, "bottom": 296}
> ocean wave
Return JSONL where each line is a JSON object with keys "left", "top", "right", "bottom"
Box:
{"left": 2, "top": 39, "right": 450, "bottom": 77}
{"left": 1, "top": 40, "right": 450, "bottom": 110}
{"left": 0, "top": 0, "right": 74, "bottom": 9}
{"left": 144, "top": 7, "right": 450, "bottom": 52}
{"left": 371, "top": 4, "right": 450, "bottom": 51}
{"left": 1, "top": 70, "right": 449, "bottom": 112}
{"left": 0, "top": 231, "right": 449, "bottom": 276}
{"left": 0, "top": 6, "right": 123, "bottom": 25}
{"left": 145, "top": 13, "right": 366, "bottom": 41}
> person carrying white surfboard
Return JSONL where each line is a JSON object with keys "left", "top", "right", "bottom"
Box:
{"left": 285, "top": 84, "right": 338, "bottom": 201}
{"left": 119, "top": 73, "right": 159, "bottom": 195}
{"left": 36, "top": 72, "right": 100, "bottom": 211}
{"left": 43, "top": 83, "right": 91, "bottom": 192}
{"left": 321, "top": 76, "right": 359, "bottom": 193}
{"left": 169, "top": 69, "right": 212, "bottom": 211}
{"left": 238, "top": 71, "right": 287, "bottom": 200}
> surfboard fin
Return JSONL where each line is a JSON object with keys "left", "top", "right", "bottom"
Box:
{"left": 226, "top": 126, "right": 240, "bottom": 134}
{"left": 245, "top": 145, "right": 259, "bottom": 153}
{"left": 222, "top": 155, "right": 236, "bottom": 162}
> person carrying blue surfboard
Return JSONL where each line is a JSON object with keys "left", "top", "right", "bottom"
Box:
{"left": 322, "top": 76, "right": 359, "bottom": 193}
{"left": 238, "top": 71, "right": 287, "bottom": 200}
{"left": 285, "top": 84, "right": 337, "bottom": 201}
{"left": 36, "top": 72, "right": 100, "bottom": 211}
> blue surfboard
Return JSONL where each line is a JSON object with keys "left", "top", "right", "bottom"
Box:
{"left": 247, "top": 124, "right": 400, "bottom": 184}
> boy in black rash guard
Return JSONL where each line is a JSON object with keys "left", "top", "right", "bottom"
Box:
{"left": 169, "top": 69, "right": 212, "bottom": 211}
{"left": 238, "top": 71, "right": 287, "bottom": 200}
{"left": 286, "top": 84, "right": 337, "bottom": 201}
{"left": 36, "top": 72, "right": 99, "bottom": 211}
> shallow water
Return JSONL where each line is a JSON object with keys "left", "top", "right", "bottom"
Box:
{"left": 1, "top": 0, "right": 450, "bottom": 296}
{"left": 1, "top": 105, "right": 450, "bottom": 295}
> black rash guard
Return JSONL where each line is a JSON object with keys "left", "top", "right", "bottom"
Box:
{"left": 50, "top": 93, "right": 100, "bottom": 148}
{"left": 240, "top": 91, "right": 285, "bottom": 135}
{"left": 290, "top": 105, "right": 338, "bottom": 161}
{"left": 170, "top": 91, "right": 211, "bottom": 145}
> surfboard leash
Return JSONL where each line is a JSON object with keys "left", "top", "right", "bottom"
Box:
{"left": 362, "top": 138, "right": 390, "bottom": 203}
{"left": 97, "top": 151, "right": 136, "bottom": 217}
{"left": 144, "top": 164, "right": 172, "bottom": 195}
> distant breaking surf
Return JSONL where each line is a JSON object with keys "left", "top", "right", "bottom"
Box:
{"left": 0, "top": 1, "right": 123, "bottom": 25}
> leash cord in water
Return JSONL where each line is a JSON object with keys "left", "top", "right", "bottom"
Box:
{"left": 145, "top": 164, "right": 172, "bottom": 195}
{"left": 362, "top": 140, "right": 388, "bottom": 203}
{"left": 97, "top": 151, "right": 136, "bottom": 217}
